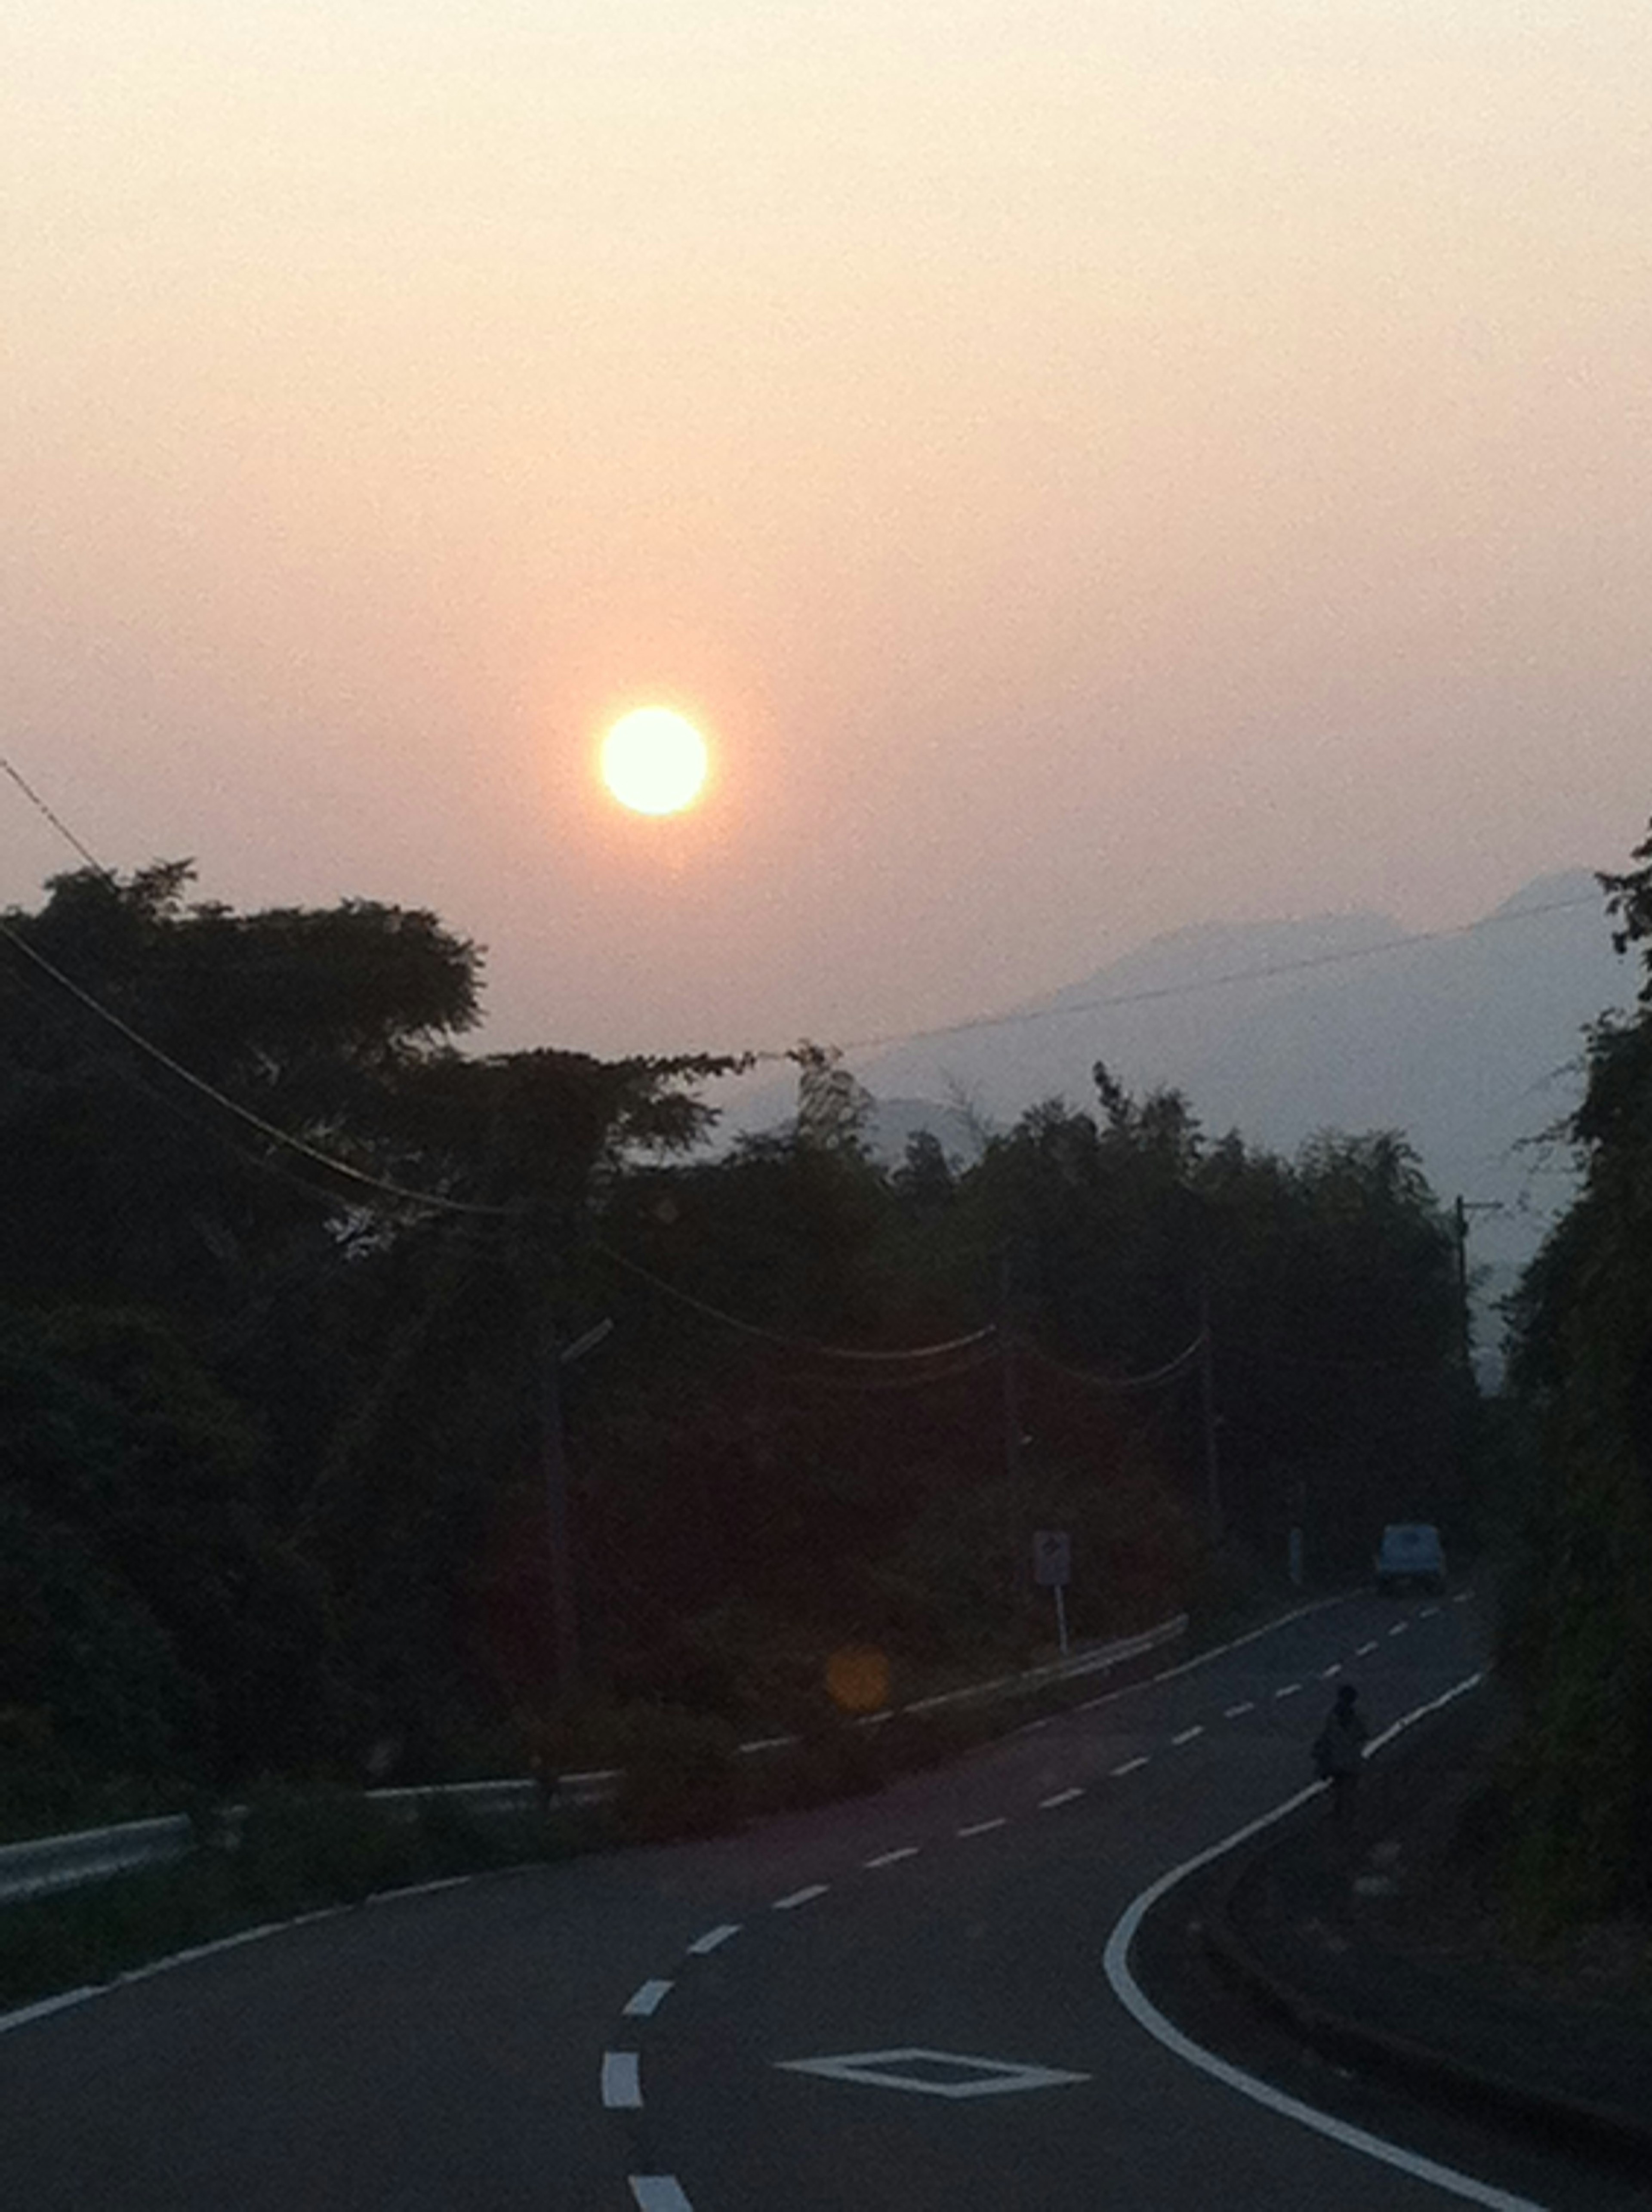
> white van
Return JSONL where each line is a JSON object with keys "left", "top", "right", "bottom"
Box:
{"left": 1374, "top": 1522, "right": 1446, "bottom": 1595}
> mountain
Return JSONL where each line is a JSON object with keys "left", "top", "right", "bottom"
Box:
{"left": 727, "top": 870, "right": 1632, "bottom": 1326}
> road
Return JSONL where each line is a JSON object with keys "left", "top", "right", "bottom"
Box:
{"left": 2, "top": 1590, "right": 1640, "bottom": 2210}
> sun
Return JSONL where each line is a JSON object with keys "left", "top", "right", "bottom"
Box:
{"left": 599, "top": 707, "right": 709, "bottom": 817}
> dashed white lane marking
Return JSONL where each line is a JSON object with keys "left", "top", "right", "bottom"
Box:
{"left": 1224, "top": 1701, "right": 1255, "bottom": 1719}
{"left": 623, "top": 1980, "right": 673, "bottom": 2020}
{"left": 1103, "top": 1672, "right": 1541, "bottom": 2212}
{"left": 1015, "top": 1716, "right": 1054, "bottom": 1735}
{"left": 686, "top": 1924, "right": 740, "bottom": 1956}
{"left": 1273, "top": 1683, "right": 1303, "bottom": 1700}
{"left": 1319, "top": 1663, "right": 1342, "bottom": 1679}
{"left": 864, "top": 1845, "right": 921, "bottom": 1869}
{"left": 1453, "top": 1590, "right": 1473, "bottom": 1604}
{"left": 957, "top": 1817, "right": 1008, "bottom": 1837}
{"left": 1110, "top": 1755, "right": 1150, "bottom": 1777}
{"left": 1040, "top": 1787, "right": 1085, "bottom": 1808}
{"left": 1388, "top": 1621, "right": 1410, "bottom": 1637}
{"left": 631, "top": 2178, "right": 695, "bottom": 2211}
{"left": 1420, "top": 1604, "right": 1440, "bottom": 1618}
{"left": 772, "top": 1884, "right": 830, "bottom": 1911}
{"left": 1356, "top": 1639, "right": 1379, "bottom": 1656}
{"left": 601, "top": 2052, "right": 643, "bottom": 2109}
{"left": 1170, "top": 1725, "right": 1205, "bottom": 1746}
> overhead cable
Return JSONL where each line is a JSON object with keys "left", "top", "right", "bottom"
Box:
{"left": 593, "top": 1235, "right": 997, "bottom": 1362}
{"left": 0, "top": 753, "right": 115, "bottom": 881}
{"left": 802, "top": 892, "right": 1603, "bottom": 1062}
{"left": 1018, "top": 1332, "right": 1206, "bottom": 1393}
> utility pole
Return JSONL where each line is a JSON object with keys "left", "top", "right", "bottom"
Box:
{"left": 1198, "top": 1270, "right": 1223, "bottom": 1542}
{"left": 1000, "top": 1244, "right": 1024, "bottom": 1616}
{"left": 1451, "top": 1197, "right": 1501, "bottom": 1373}
{"left": 539, "top": 1313, "right": 580, "bottom": 1699}
{"left": 538, "top": 1302, "right": 613, "bottom": 1704}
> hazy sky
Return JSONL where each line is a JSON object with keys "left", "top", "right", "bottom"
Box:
{"left": 5, "top": 3, "right": 1650, "bottom": 1059}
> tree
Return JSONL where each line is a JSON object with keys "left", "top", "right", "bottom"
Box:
{"left": 1500, "top": 816, "right": 1652, "bottom": 1924}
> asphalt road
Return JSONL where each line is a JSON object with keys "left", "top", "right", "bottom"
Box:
{"left": 3, "top": 1590, "right": 1641, "bottom": 2211}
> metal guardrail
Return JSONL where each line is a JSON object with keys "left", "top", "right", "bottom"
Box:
{"left": 0, "top": 1613, "right": 1187, "bottom": 1908}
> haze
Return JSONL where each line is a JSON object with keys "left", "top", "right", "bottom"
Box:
{"left": 5, "top": 3, "right": 1649, "bottom": 1060}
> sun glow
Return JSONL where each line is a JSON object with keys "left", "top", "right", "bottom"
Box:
{"left": 599, "top": 707, "right": 709, "bottom": 817}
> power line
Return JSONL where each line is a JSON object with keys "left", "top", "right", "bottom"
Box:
{"left": 1018, "top": 1332, "right": 1206, "bottom": 1393}
{"left": 0, "top": 916, "right": 516, "bottom": 1221}
{"left": 809, "top": 892, "right": 1603, "bottom": 1061}
{"left": 0, "top": 753, "right": 115, "bottom": 882}
{"left": 593, "top": 1234, "right": 998, "bottom": 1363}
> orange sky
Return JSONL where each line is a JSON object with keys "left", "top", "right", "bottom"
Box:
{"left": 4, "top": 3, "right": 1650, "bottom": 1056}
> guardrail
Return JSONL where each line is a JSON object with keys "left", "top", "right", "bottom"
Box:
{"left": 0, "top": 1612, "right": 1187, "bottom": 1908}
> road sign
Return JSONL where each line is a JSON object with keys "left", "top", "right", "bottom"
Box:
{"left": 775, "top": 2048, "right": 1089, "bottom": 2100}
{"left": 1031, "top": 1529, "right": 1071, "bottom": 1588}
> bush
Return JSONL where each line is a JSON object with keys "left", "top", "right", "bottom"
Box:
{"left": 607, "top": 1706, "right": 742, "bottom": 1842}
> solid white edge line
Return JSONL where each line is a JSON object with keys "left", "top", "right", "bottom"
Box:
{"left": 0, "top": 1903, "right": 361, "bottom": 2038}
{"left": 1102, "top": 1672, "right": 1544, "bottom": 2212}
{"left": 601, "top": 2050, "right": 644, "bottom": 2109}
{"left": 630, "top": 2178, "right": 695, "bottom": 2211}
{"left": 623, "top": 1979, "right": 674, "bottom": 2019}
{"left": 686, "top": 1923, "right": 740, "bottom": 1956}
{"left": 771, "top": 1883, "right": 829, "bottom": 1910}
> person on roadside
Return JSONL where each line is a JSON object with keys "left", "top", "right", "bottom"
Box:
{"left": 1313, "top": 1681, "right": 1368, "bottom": 1821}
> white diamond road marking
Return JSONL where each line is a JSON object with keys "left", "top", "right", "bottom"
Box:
{"left": 776, "top": 2048, "right": 1090, "bottom": 2100}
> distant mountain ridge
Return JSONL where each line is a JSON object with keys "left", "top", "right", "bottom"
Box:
{"left": 729, "top": 869, "right": 1630, "bottom": 1322}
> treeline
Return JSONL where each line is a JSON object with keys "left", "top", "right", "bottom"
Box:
{"left": 1499, "top": 817, "right": 1652, "bottom": 1928}
{"left": 1, "top": 863, "right": 1467, "bottom": 1827}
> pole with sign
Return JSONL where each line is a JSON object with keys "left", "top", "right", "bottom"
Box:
{"left": 1031, "top": 1529, "right": 1072, "bottom": 1656}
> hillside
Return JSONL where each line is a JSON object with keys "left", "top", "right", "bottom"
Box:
{"left": 728, "top": 871, "right": 1631, "bottom": 1337}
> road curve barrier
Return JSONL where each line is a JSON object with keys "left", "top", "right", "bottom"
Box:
{"left": 0, "top": 1613, "right": 1188, "bottom": 1908}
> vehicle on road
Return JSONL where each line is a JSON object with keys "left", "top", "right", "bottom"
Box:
{"left": 1374, "top": 1521, "right": 1446, "bottom": 1595}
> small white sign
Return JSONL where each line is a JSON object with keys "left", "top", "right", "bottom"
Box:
{"left": 1031, "top": 1529, "right": 1071, "bottom": 1588}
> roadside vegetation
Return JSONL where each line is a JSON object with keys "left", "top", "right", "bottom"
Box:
{"left": 1495, "top": 818, "right": 1652, "bottom": 1934}
{"left": 3, "top": 860, "right": 1468, "bottom": 1849}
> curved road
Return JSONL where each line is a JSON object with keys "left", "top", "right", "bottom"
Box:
{"left": 2, "top": 1592, "right": 1637, "bottom": 2210}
